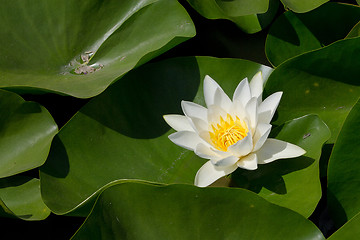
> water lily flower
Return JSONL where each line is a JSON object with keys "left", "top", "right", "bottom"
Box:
{"left": 163, "top": 72, "right": 306, "bottom": 187}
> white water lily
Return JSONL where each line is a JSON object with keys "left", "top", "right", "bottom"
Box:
{"left": 163, "top": 72, "right": 306, "bottom": 187}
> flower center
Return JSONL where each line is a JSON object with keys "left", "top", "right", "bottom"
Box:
{"left": 209, "top": 114, "right": 248, "bottom": 151}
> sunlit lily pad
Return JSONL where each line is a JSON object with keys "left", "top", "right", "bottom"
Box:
{"left": 280, "top": 0, "right": 329, "bottom": 13}
{"left": 327, "top": 99, "right": 360, "bottom": 226}
{"left": 265, "top": 37, "right": 360, "bottom": 143}
{"left": 0, "top": 176, "right": 50, "bottom": 221}
{"left": 0, "top": 90, "right": 57, "bottom": 178}
{"left": 72, "top": 182, "right": 325, "bottom": 240}
{"left": 265, "top": 2, "right": 360, "bottom": 66}
{"left": 0, "top": 0, "right": 195, "bottom": 98}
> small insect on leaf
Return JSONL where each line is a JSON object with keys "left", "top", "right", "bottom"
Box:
{"left": 303, "top": 133, "right": 311, "bottom": 139}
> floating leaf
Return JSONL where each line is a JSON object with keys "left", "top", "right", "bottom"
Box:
{"left": 186, "top": 0, "right": 279, "bottom": 34}
{"left": 328, "top": 99, "right": 360, "bottom": 226}
{"left": 265, "top": 2, "right": 360, "bottom": 66}
{"left": 232, "top": 115, "right": 329, "bottom": 217}
{"left": 40, "top": 57, "right": 273, "bottom": 215}
{"left": 0, "top": 90, "right": 57, "bottom": 178}
{"left": 265, "top": 37, "right": 360, "bottom": 143}
{"left": 0, "top": 176, "right": 50, "bottom": 221}
{"left": 72, "top": 182, "right": 325, "bottom": 240}
{"left": 0, "top": 0, "right": 195, "bottom": 98}
{"left": 280, "top": 0, "right": 329, "bottom": 13}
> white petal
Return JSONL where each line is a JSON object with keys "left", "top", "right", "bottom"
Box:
{"left": 253, "top": 123, "right": 272, "bottom": 152}
{"left": 168, "top": 131, "right": 206, "bottom": 151}
{"left": 245, "top": 97, "right": 258, "bottom": 131}
{"left": 195, "top": 143, "right": 218, "bottom": 159}
{"left": 258, "top": 92, "right": 283, "bottom": 124}
{"left": 249, "top": 71, "right": 264, "bottom": 101}
{"left": 163, "top": 115, "right": 194, "bottom": 132}
{"left": 256, "top": 139, "right": 306, "bottom": 164}
{"left": 181, "top": 101, "right": 207, "bottom": 121}
{"left": 203, "top": 75, "right": 219, "bottom": 107}
{"left": 211, "top": 155, "right": 239, "bottom": 167}
{"left": 237, "top": 153, "right": 258, "bottom": 170}
{"left": 227, "top": 133, "right": 253, "bottom": 157}
{"left": 213, "top": 88, "right": 232, "bottom": 112}
{"left": 203, "top": 75, "right": 231, "bottom": 109}
{"left": 194, "top": 161, "right": 238, "bottom": 187}
{"left": 233, "top": 78, "right": 251, "bottom": 108}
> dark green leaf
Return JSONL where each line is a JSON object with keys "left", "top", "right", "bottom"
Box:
{"left": 72, "top": 182, "right": 325, "bottom": 240}
{"left": 265, "top": 2, "right": 360, "bottom": 66}
{"left": 0, "top": 90, "right": 57, "bottom": 178}
{"left": 346, "top": 21, "right": 360, "bottom": 39}
{"left": 328, "top": 212, "right": 360, "bottom": 240}
{"left": 0, "top": 0, "right": 195, "bottom": 98}
{"left": 265, "top": 37, "right": 360, "bottom": 143}
{"left": 327, "top": 99, "right": 360, "bottom": 226}
{"left": 0, "top": 176, "right": 50, "bottom": 220}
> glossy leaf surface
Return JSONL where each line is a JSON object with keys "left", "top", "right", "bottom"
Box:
{"left": 327, "top": 99, "right": 360, "bottom": 226}
{"left": 0, "top": 0, "right": 195, "bottom": 98}
{"left": 280, "top": 0, "right": 329, "bottom": 13}
{"left": 265, "top": 37, "right": 360, "bottom": 143}
{"left": 40, "top": 57, "right": 273, "bottom": 215}
{"left": 72, "top": 182, "right": 325, "bottom": 240}
{"left": 0, "top": 176, "right": 50, "bottom": 221}
{"left": 232, "top": 115, "right": 329, "bottom": 217}
{"left": 265, "top": 2, "right": 360, "bottom": 66}
{"left": 0, "top": 90, "right": 57, "bottom": 178}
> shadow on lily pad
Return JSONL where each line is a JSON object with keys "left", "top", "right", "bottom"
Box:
{"left": 80, "top": 57, "right": 201, "bottom": 139}
{"left": 231, "top": 156, "right": 314, "bottom": 194}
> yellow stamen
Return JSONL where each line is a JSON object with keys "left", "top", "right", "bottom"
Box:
{"left": 209, "top": 114, "right": 248, "bottom": 151}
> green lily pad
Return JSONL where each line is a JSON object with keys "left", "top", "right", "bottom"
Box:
{"left": 72, "top": 182, "right": 325, "bottom": 240}
{"left": 327, "top": 99, "right": 360, "bottom": 226}
{"left": 280, "top": 0, "right": 329, "bottom": 13}
{"left": 232, "top": 115, "right": 330, "bottom": 217}
{"left": 0, "top": 0, "right": 195, "bottom": 98}
{"left": 0, "top": 176, "right": 50, "bottom": 221}
{"left": 186, "top": 0, "right": 279, "bottom": 34}
{"left": 0, "top": 90, "right": 57, "bottom": 178}
{"left": 186, "top": 0, "right": 269, "bottom": 17}
{"left": 40, "top": 57, "right": 274, "bottom": 215}
{"left": 265, "top": 2, "right": 360, "bottom": 66}
{"left": 265, "top": 37, "right": 360, "bottom": 143}
{"left": 328, "top": 212, "right": 360, "bottom": 240}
